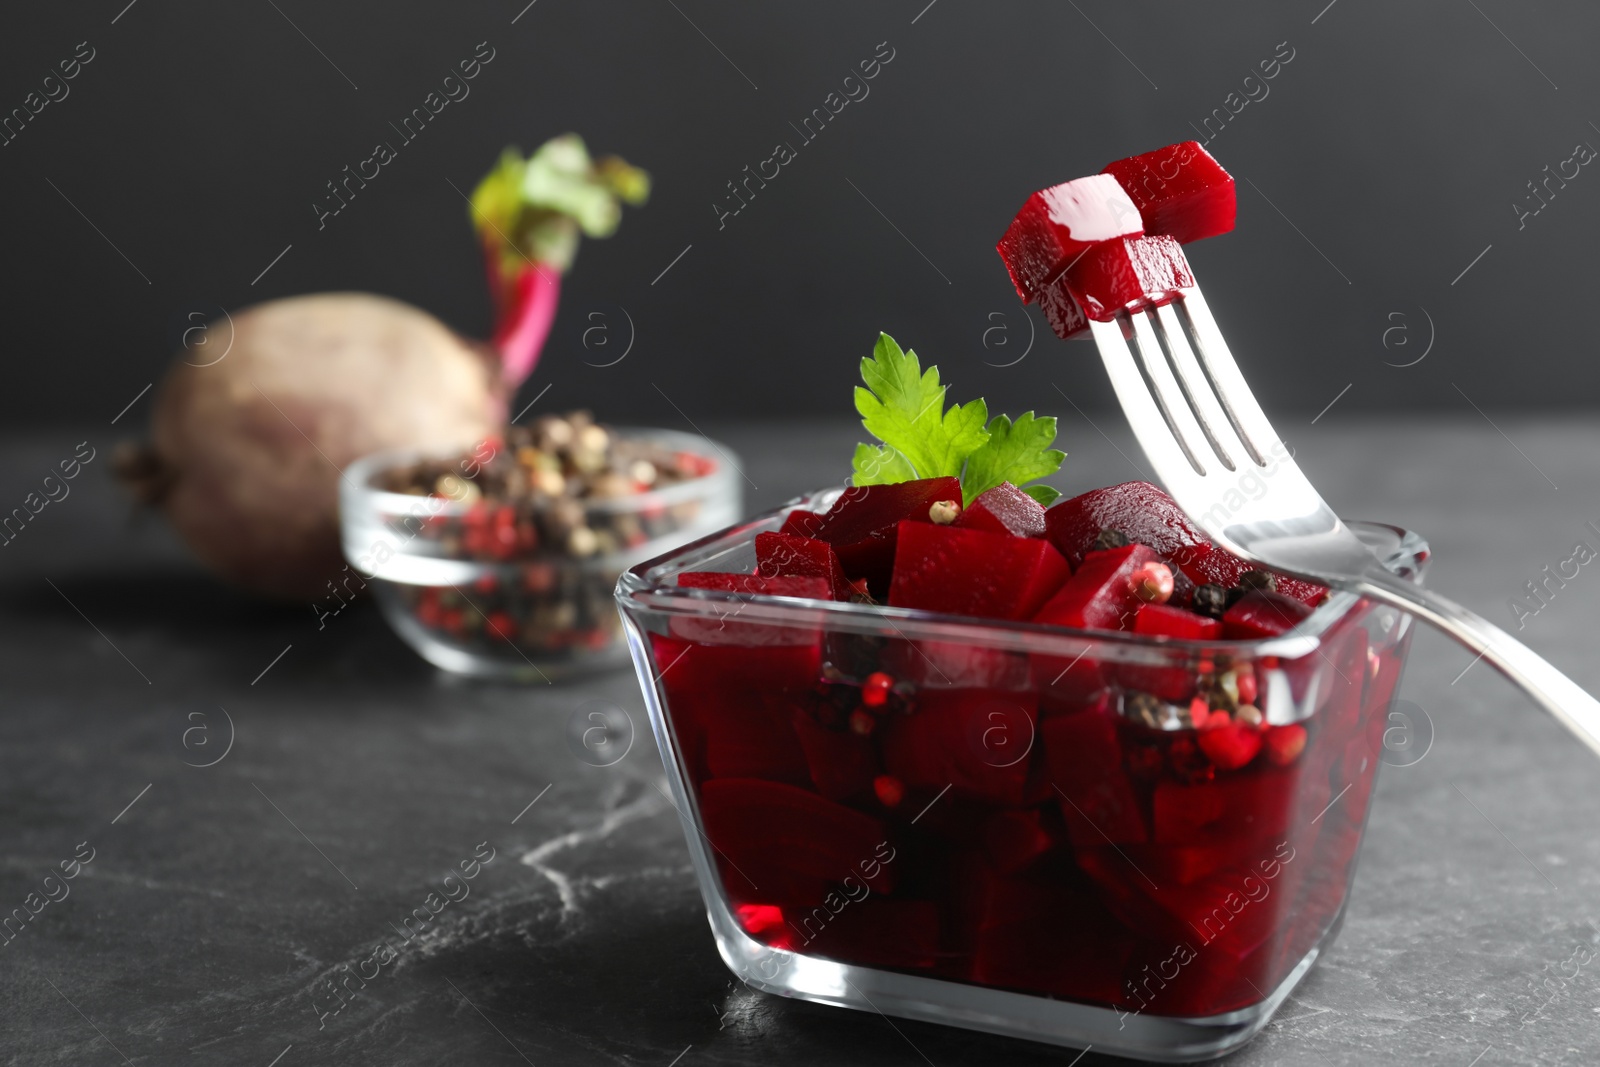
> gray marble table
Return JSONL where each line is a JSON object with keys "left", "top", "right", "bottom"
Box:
{"left": 3, "top": 416, "right": 1599, "bottom": 1066}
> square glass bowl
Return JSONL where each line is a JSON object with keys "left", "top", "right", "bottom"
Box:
{"left": 341, "top": 429, "right": 739, "bottom": 680}
{"left": 616, "top": 488, "right": 1427, "bottom": 1062}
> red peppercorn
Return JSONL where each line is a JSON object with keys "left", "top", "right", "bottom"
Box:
{"left": 862, "top": 672, "right": 894, "bottom": 707}
{"left": 485, "top": 612, "right": 516, "bottom": 641}
{"left": 873, "top": 775, "right": 904, "bottom": 808}
{"left": 1130, "top": 561, "right": 1175, "bottom": 604}
{"left": 1197, "top": 717, "right": 1263, "bottom": 771}
{"left": 1262, "top": 724, "right": 1308, "bottom": 766}
{"left": 849, "top": 709, "right": 876, "bottom": 736}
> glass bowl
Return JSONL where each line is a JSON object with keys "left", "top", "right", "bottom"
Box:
{"left": 342, "top": 428, "right": 740, "bottom": 680}
{"left": 615, "top": 487, "right": 1427, "bottom": 1061}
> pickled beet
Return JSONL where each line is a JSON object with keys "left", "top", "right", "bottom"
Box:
{"left": 1044, "top": 480, "right": 1327, "bottom": 606}
{"left": 787, "top": 477, "right": 962, "bottom": 597}
{"left": 1045, "top": 481, "right": 1212, "bottom": 570}
{"left": 956, "top": 482, "right": 1048, "bottom": 539}
{"left": 1033, "top": 543, "right": 1163, "bottom": 632}
{"left": 755, "top": 531, "right": 853, "bottom": 601}
{"left": 699, "top": 778, "right": 895, "bottom": 894}
{"left": 700, "top": 691, "right": 814, "bottom": 786}
{"left": 1061, "top": 235, "right": 1195, "bottom": 322}
{"left": 1222, "top": 591, "right": 1314, "bottom": 639}
{"left": 889, "top": 521, "right": 1069, "bottom": 621}
{"left": 1037, "top": 273, "right": 1090, "bottom": 340}
{"left": 1134, "top": 602, "right": 1223, "bottom": 640}
{"left": 881, "top": 689, "right": 1039, "bottom": 807}
{"left": 791, "top": 710, "right": 880, "bottom": 802}
{"left": 1043, "top": 710, "right": 1148, "bottom": 846}
{"left": 996, "top": 173, "right": 1144, "bottom": 303}
{"left": 1102, "top": 141, "right": 1237, "bottom": 245}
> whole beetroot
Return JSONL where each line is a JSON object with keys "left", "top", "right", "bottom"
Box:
{"left": 117, "top": 135, "right": 649, "bottom": 602}
{"left": 118, "top": 293, "right": 500, "bottom": 600}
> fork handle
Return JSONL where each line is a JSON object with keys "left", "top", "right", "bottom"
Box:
{"left": 1354, "top": 567, "right": 1600, "bottom": 759}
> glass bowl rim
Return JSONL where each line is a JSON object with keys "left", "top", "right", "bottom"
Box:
{"left": 616, "top": 486, "right": 1428, "bottom": 661}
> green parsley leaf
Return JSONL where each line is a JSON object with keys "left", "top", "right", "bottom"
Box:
{"left": 1022, "top": 484, "right": 1063, "bottom": 507}
{"left": 960, "top": 412, "right": 1066, "bottom": 505}
{"left": 851, "top": 443, "right": 918, "bottom": 486}
{"left": 854, "top": 333, "right": 990, "bottom": 481}
{"left": 848, "top": 331, "right": 1067, "bottom": 505}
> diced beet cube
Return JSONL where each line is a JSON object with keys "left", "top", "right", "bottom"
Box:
{"left": 881, "top": 689, "right": 1038, "bottom": 807}
{"left": 779, "top": 508, "right": 824, "bottom": 539}
{"left": 1179, "top": 547, "right": 1327, "bottom": 608}
{"left": 955, "top": 482, "right": 1047, "bottom": 539}
{"left": 699, "top": 691, "right": 814, "bottom": 787}
{"left": 1102, "top": 141, "right": 1237, "bottom": 245}
{"left": 1043, "top": 480, "right": 1328, "bottom": 607}
{"left": 1037, "top": 273, "right": 1090, "bottom": 340}
{"left": 754, "top": 531, "right": 851, "bottom": 601}
{"left": 798, "top": 477, "right": 962, "bottom": 597}
{"left": 1045, "top": 481, "right": 1210, "bottom": 570}
{"left": 888, "top": 521, "right": 1069, "bottom": 621}
{"left": 1043, "top": 709, "right": 1148, "bottom": 845}
{"left": 969, "top": 873, "right": 1131, "bottom": 1001}
{"left": 1135, "top": 603, "right": 1223, "bottom": 640}
{"left": 882, "top": 638, "right": 1032, "bottom": 691}
{"left": 790, "top": 710, "right": 879, "bottom": 802}
{"left": 1033, "top": 543, "right": 1162, "bottom": 632}
{"left": 1223, "top": 590, "right": 1314, "bottom": 639}
{"left": 670, "top": 574, "right": 830, "bottom": 654}
{"left": 996, "top": 173, "right": 1143, "bottom": 303}
{"left": 1062, "top": 234, "right": 1194, "bottom": 322}
{"left": 698, "top": 778, "right": 894, "bottom": 894}
{"left": 653, "top": 632, "right": 821, "bottom": 694}
{"left": 678, "top": 573, "right": 830, "bottom": 599}
{"left": 1153, "top": 766, "right": 1313, "bottom": 847}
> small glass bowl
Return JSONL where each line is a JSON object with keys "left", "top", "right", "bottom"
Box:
{"left": 342, "top": 428, "right": 740, "bottom": 680}
{"left": 616, "top": 487, "right": 1427, "bottom": 1061}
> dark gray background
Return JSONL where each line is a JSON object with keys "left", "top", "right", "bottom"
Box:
{"left": 2, "top": 0, "right": 1594, "bottom": 433}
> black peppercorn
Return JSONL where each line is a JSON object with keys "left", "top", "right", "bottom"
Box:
{"left": 1193, "top": 583, "right": 1229, "bottom": 618}
{"left": 1237, "top": 569, "right": 1277, "bottom": 592}
{"left": 1093, "top": 528, "right": 1132, "bottom": 551}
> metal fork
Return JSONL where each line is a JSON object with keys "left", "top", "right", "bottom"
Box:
{"left": 1086, "top": 287, "right": 1600, "bottom": 759}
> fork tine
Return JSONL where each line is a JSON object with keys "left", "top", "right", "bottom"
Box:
{"left": 1152, "top": 301, "right": 1253, "bottom": 472}
{"left": 1125, "top": 309, "right": 1212, "bottom": 476}
{"left": 1172, "top": 287, "right": 1284, "bottom": 465}
{"left": 1086, "top": 318, "right": 1211, "bottom": 488}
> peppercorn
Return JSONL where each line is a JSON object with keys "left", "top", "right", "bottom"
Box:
{"left": 1093, "top": 528, "right": 1131, "bottom": 551}
{"left": 1126, "top": 691, "right": 1163, "bottom": 729}
{"left": 1237, "top": 569, "right": 1277, "bottom": 592}
{"left": 1130, "top": 561, "right": 1175, "bottom": 603}
{"left": 862, "top": 672, "right": 894, "bottom": 707}
{"left": 1193, "top": 584, "right": 1229, "bottom": 618}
